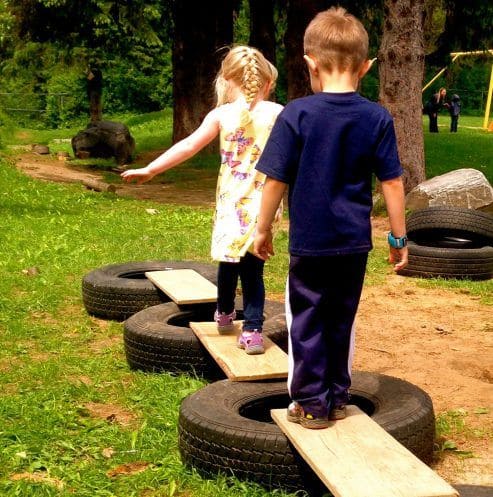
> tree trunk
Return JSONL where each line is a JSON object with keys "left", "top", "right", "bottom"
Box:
{"left": 249, "top": 0, "right": 276, "bottom": 65}
{"left": 87, "top": 67, "right": 102, "bottom": 122}
{"left": 172, "top": 0, "right": 235, "bottom": 146}
{"left": 285, "top": 0, "right": 327, "bottom": 101}
{"left": 378, "top": 0, "right": 426, "bottom": 193}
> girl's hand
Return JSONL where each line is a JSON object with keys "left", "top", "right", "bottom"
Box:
{"left": 121, "top": 168, "right": 154, "bottom": 185}
{"left": 389, "top": 246, "right": 408, "bottom": 272}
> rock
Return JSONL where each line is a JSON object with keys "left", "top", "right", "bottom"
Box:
{"left": 72, "top": 120, "right": 135, "bottom": 165}
{"left": 32, "top": 144, "right": 50, "bottom": 155}
{"left": 406, "top": 168, "right": 493, "bottom": 213}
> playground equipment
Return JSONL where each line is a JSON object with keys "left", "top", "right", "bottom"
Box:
{"left": 146, "top": 268, "right": 457, "bottom": 496}
{"left": 422, "top": 49, "right": 493, "bottom": 129}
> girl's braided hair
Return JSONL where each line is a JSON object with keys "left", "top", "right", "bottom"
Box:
{"left": 215, "top": 45, "right": 277, "bottom": 107}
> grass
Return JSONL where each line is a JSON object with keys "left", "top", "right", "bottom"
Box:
{"left": 0, "top": 162, "right": 297, "bottom": 496}
{"left": 0, "top": 110, "right": 492, "bottom": 495}
{"left": 423, "top": 115, "right": 493, "bottom": 183}
{"left": 435, "top": 407, "right": 491, "bottom": 459}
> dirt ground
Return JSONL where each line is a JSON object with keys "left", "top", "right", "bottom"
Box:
{"left": 13, "top": 150, "right": 493, "bottom": 491}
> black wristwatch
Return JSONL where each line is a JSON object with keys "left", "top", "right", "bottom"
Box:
{"left": 387, "top": 232, "right": 408, "bottom": 249}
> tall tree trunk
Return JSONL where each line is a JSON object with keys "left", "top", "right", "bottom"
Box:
{"left": 378, "top": 0, "right": 426, "bottom": 193}
{"left": 172, "top": 0, "right": 234, "bottom": 145}
{"left": 285, "top": 0, "right": 327, "bottom": 101}
{"left": 249, "top": 0, "right": 276, "bottom": 65}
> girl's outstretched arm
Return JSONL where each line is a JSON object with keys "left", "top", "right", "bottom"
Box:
{"left": 121, "top": 109, "right": 221, "bottom": 184}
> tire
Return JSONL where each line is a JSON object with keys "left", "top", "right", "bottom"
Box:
{"left": 178, "top": 372, "right": 435, "bottom": 493}
{"left": 411, "top": 236, "right": 476, "bottom": 249}
{"left": 407, "top": 207, "right": 493, "bottom": 246}
{"left": 123, "top": 300, "right": 286, "bottom": 377}
{"left": 397, "top": 242, "right": 493, "bottom": 280}
{"left": 82, "top": 260, "right": 218, "bottom": 321}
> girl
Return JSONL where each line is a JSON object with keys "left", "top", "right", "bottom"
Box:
{"left": 121, "top": 46, "right": 283, "bottom": 355}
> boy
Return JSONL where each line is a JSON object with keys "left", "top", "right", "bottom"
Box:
{"left": 449, "top": 94, "right": 461, "bottom": 132}
{"left": 253, "top": 7, "right": 408, "bottom": 429}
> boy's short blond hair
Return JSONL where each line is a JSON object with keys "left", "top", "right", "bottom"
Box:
{"left": 304, "top": 7, "right": 368, "bottom": 74}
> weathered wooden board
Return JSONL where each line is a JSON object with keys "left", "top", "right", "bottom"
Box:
{"left": 271, "top": 405, "right": 458, "bottom": 497}
{"left": 145, "top": 269, "right": 217, "bottom": 304}
{"left": 190, "top": 321, "right": 288, "bottom": 381}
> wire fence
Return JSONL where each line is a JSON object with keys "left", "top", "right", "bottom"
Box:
{"left": 0, "top": 88, "right": 490, "bottom": 120}
{"left": 0, "top": 92, "right": 70, "bottom": 114}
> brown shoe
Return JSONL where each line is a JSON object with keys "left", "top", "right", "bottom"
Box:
{"left": 329, "top": 405, "right": 347, "bottom": 420}
{"left": 287, "top": 402, "right": 329, "bottom": 429}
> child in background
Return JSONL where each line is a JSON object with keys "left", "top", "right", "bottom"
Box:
{"left": 254, "top": 7, "right": 408, "bottom": 428}
{"left": 449, "top": 94, "right": 461, "bottom": 132}
{"left": 122, "top": 46, "right": 283, "bottom": 355}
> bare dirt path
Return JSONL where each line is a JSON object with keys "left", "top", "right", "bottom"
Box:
{"left": 14, "top": 151, "right": 493, "bottom": 491}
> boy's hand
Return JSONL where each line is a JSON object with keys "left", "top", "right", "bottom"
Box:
{"left": 121, "top": 168, "right": 154, "bottom": 185}
{"left": 389, "top": 246, "right": 408, "bottom": 272}
{"left": 254, "top": 229, "right": 274, "bottom": 261}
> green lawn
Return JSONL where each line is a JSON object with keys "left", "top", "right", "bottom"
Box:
{"left": 0, "top": 111, "right": 491, "bottom": 496}
{"left": 423, "top": 115, "right": 493, "bottom": 183}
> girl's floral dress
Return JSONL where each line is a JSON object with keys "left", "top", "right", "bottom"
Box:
{"left": 211, "top": 97, "right": 283, "bottom": 262}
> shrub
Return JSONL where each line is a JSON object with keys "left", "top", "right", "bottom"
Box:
{"left": 44, "top": 65, "right": 88, "bottom": 128}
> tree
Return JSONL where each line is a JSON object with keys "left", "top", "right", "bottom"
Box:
{"left": 249, "top": 0, "right": 276, "bottom": 65}
{"left": 378, "top": 0, "right": 426, "bottom": 193}
{"left": 8, "top": 0, "right": 166, "bottom": 53}
{"left": 429, "top": 0, "right": 493, "bottom": 64}
{"left": 171, "top": 0, "right": 236, "bottom": 144}
{"left": 285, "top": 0, "right": 327, "bottom": 100}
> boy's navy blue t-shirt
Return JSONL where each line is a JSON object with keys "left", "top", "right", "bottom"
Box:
{"left": 256, "top": 91, "right": 403, "bottom": 256}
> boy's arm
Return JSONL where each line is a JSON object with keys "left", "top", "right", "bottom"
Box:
{"left": 380, "top": 176, "right": 408, "bottom": 271}
{"left": 254, "top": 177, "right": 287, "bottom": 261}
{"left": 121, "top": 109, "right": 220, "bottom": 184}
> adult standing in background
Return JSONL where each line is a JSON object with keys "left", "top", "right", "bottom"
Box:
{"left": 424, "top": 87, "right": 447, "bottom": 133}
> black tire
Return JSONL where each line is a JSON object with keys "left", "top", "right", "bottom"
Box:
{"left": 178, "top": 372, "right": 435, "bottom": 493}
{"left": 411, "top": 236, "right": 476, "bottom": 249}
{"left": 82, "top": 260, "right": 218, "bottom": 321}
{"left": 123, "top": 300, "right": 286, "bottom": 377}
{"left": 397, "top": 242, "right": 493, "bottom": 280}
{"left": 407, "top": 207, "right": 493, "bottom": 245}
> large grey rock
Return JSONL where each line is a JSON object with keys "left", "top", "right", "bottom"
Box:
{"left": 406, "top": 168, "right": 493, "bottom": 213}
{"left": 72, "top": 120, "right": 135, "bottom": 165}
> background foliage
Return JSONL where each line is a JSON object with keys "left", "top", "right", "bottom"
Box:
{"left": 0, "top": 0, "right": 492, "bottom": 128}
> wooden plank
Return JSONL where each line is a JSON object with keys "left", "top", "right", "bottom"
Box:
{"left": 271, "top": 406, "right": 458, "bottom": 497}
{"left": 190, "top": 321, "right": 288, "bottom": 381}
{"left": 145, "top": 269, "right": 217, "bottom": 304}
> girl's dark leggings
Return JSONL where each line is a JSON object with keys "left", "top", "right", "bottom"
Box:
{"left": 217, "top": 252, "right": 265, "bottom": 331}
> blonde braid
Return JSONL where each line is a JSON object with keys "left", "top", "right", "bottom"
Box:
{"left": 242, "top": 48, "right": 261, "bottom": 105}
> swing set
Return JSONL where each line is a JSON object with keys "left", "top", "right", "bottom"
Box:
{"left": 422, "top": 49, "right": 493, "bottom": 129}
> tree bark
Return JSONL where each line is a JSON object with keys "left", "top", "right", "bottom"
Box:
{"left": 249, "top": 0, "right": 276, "bottom": 64}
{"left": 87, "top": 67, "right": 103, "bottom": 122}
{"left": 378, "top": 0, "right": 426, "bottom": 193}
{"left": 285, "top": 0, "right": 327, "bottom": 101}
{"left": 171, "top": 0, "right": 235, "bottom": 146}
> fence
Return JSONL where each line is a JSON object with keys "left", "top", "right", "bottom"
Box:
{"left": 0, "top": 92, "right": 70, "bottom": 114}
{"left": 0, "top": 88, "right": 489, "bottom": 123}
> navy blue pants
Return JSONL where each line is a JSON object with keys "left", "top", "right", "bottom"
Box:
{"left": 217, "top": 252, "right": 265, "bottom": 331}
{"left": 286, "top": 253, "right": 368, "bottom": 417}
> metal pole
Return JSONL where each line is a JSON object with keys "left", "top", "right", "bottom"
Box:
{"left": 483, "top": 62, "right": 493, "bottom": 129}
{"left": 422, "top": 54, "right": 460, "bottom": 93}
